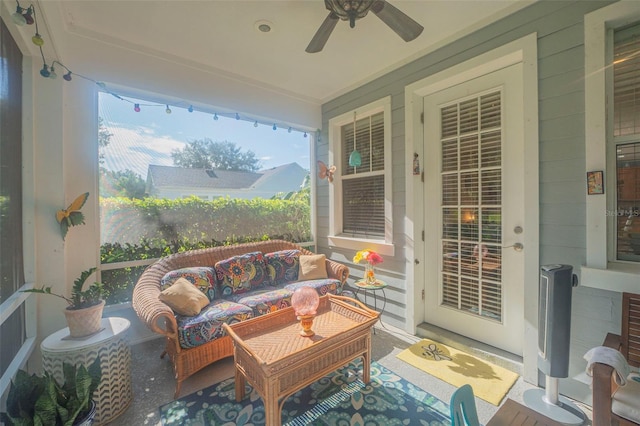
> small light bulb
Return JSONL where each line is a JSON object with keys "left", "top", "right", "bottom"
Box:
{"left": 166, "top": 105, "right": 172, "bottom": 114}
{"left": 188, "top": 105, "right": 193, "bottom": 113}
{"left": 23, "top": 10, "right": 34, "bottom": 25}
{"left": 63, "top": 72, "right": 72, "bottom": 81}
{"left": 304, "top": 132, "right": 308, "bottom": 138}
{"left": 213, "top": 113, "right": 218, "bottom": 120}
{"left": 49, "top": 67, "right": 57, "bottom": 79}
{"left": 235, "top": 113, "right": 240, "bottom": 120}
{"left": 32, "top": 33, "right": 44, "bottom": 46}
{"left": 273, "top": 124, "right": 277, "bottom": 131}
{"left": 254, "top": 121, "right": 258, "bottom": 127}
{"left": 134, "top": 104, "right": 141, "bottom": 112}
{"left": 12, "top": 7, "right": 26, "bottom": 25}
{"left": 39, "top": 64, "right": 50, "bottom": 78}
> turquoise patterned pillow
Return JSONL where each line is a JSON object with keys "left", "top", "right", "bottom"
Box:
{"left": 161, "top": 267, "right": 217, "bottom": 301}
{"left": 215, "top": 251, "right": 270, "bottom": 296}
{"left": 264, "top": 250, "right": 300, "bottom": 285}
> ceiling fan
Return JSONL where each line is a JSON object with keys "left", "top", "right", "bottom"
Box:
{"left": 306, "top": 0, "right": 424, "bottom": 53}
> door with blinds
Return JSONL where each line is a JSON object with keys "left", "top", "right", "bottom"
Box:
{"left": 423, "top": 64, "right": 525, "bottom": 355}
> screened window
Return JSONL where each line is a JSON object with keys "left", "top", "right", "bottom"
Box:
{"left": 0, "top": 17, "right": 26, "bottom": 379}
{"left": 98, "top": 93, "right": 312, "bottom": 303}
{"left": 613, "top": 24, "right": 640, "bottom": 262}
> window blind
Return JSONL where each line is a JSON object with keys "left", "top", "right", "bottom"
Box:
{"left": 614, "top": 24, "right": 640, "bottom": 262}
{"left": 614, "top": 24, "right": 640, "bottom": 137}
{"left": 340, "top": 111, "right": 385, "bottom": 237}
{"left": 440, "top": 91, "right": 503, "bottom": 321}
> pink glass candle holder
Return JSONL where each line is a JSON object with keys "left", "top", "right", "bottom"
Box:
{"left": 291, "top": 287, "right": 320, "bottom": 337}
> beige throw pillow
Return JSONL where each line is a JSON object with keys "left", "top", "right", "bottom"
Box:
{"left": 299, "top": 254, "right": 328, "bottom": 280}
{"left": 159, "top": 277, "right": 210, "bottom": 316}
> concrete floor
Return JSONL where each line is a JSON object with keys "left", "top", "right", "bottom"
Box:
{"left": 107, "top": 322, "right": 594, "bottom": 425}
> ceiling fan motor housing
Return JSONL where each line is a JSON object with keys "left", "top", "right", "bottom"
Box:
{"left": 325, "top": 0, "right": 375, "bottom": 28}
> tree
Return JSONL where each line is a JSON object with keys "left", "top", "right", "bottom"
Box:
{"left": 98, "top": 116, "right": 113, "bottom": 165}
{"left": 101, "top": 169, "right": 146, "bottom": 199}
{"left": 171, "top": 139, "right": 260, "bottom": 172}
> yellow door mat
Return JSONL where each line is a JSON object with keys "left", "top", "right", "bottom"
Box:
{"left": 397, "top": 339, "right": 519, "bottom": 405}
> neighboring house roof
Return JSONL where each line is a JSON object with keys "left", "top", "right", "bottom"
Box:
{"left": 146, "top": 163, "right": 306, "bottom": 193}
{"left": 147, "top": 165, "right": 262, "bottom": 190}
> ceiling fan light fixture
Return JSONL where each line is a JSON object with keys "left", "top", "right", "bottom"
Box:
{"left": 325, "top": 0, "right": 374, "bottom": 28}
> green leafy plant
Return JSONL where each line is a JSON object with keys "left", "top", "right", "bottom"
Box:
{"left": 22, "top": 268, "right": 104, "bottom": 310}
{"left": 1, "top": 358, "right": 102, "bottom": 426}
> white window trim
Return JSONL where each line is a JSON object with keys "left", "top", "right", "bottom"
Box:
{"left": 327, "top": 96, "right": 394, "bottom": 256}
{"left": 583, "top": 1, "right": 640, "bottom": 292}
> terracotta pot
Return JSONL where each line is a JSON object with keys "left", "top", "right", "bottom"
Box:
{"left": 64, "top": 300, "right": 105, "bottom": 338}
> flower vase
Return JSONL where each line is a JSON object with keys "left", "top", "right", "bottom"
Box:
{"left": 365, "top": 263, "right": 376, "bottom": 285}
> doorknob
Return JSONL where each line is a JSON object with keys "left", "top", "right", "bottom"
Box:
{"left": 503, "top": 242, "right": 524, "bottom": 252}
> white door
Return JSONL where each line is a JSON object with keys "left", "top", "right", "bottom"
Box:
{"left": 423, "top": 63, "right": 525, "bottom": 355}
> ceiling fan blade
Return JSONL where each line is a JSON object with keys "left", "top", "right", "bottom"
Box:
{"left": 306, "top": 12, "right": 339, "bottom": 53}
{"left": 371, "top": 0, "right": 424, "bottom": 42}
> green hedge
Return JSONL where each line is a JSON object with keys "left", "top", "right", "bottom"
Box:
{"left": 99, "top": 196, "right": 311, "bottom": 304}
{"left": 101, "top": 196, "right": 310, "bottom": 245}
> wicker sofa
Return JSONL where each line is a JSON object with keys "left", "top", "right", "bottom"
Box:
{"left": 132, "top": 240, "right": 349, "bottom": 397}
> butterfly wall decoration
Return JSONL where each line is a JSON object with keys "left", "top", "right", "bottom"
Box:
{"left": 317, "top": 161, "right": 336, "bottom": 183}
{"left": 56, "top": 192, "right": 89, "bottom": 240}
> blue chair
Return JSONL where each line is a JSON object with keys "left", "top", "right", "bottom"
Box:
{"left": 450, "top": 384, "right": 480, "bottom": 426}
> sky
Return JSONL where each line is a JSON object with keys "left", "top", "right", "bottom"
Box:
{"left": 98, "top": 93, "right": 312, "bottom": 179}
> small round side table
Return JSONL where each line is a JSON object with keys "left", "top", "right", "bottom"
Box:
{"left": 41, "top": 317, "right": 133, "bottom": 425}
{"left": 353, "top": 279, "right": 388, "bottom": 331}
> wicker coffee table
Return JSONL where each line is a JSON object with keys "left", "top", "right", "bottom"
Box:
{"left": 223, "top": 294, "right": 380, "bottom": 426}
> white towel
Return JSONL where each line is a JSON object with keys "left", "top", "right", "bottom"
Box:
{"left": 584, "top": 346, "right": 631, "bottom": 386}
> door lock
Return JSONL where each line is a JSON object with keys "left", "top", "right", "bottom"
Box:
{"left": 503, "top": 242, "right": 524, "bottom": 252}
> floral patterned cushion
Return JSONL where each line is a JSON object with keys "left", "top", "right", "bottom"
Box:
{"left": 215, "top": 251, "right": 271, "bottom": 296}
{"left": 161, "top": 267, "right": 217, "bottom": 301}
{"left": 175, "top": 299, "right": 253, "bottom": 349}
{"left": 227, "top": 288, "right": 293, "bottom": 317}
{"left": 285, "top": 278, "right": 342, "bottom": 296}
{"left": 264, "top": 250, "right": 300, "bottom": 285}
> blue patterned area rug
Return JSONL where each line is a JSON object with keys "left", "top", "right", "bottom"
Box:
{"left": 160, "top": 360, "right": 451, "bottom": 425}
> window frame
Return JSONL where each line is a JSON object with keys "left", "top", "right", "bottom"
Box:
{"left": 583, "top": 1, "right": 640, "bottom": 292}
{"left": 327, "top": 96, "right": 394, "bottom": 256}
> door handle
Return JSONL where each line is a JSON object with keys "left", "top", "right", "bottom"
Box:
{"left": 503, "top": 242, "right": 524, "bottom": 252}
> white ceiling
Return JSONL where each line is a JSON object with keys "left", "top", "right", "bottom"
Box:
{"left": 27, "top": 0, "right": 533, "bottom": 106}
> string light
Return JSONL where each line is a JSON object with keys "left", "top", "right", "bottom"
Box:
{"left": 11, "top": 5, "right": 26, "bottom": 25}
{"left": 39, "top": 64, "right": 49, "bottom": 78}
{"left": 12, "top": 0, "right": 312, "bottom": 138}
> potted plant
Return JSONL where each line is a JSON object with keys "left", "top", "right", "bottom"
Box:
{"left": 23, "top": 267, "right": 105, "bottom": 338}
{"left": 1, "top": 358, "right": 102, "bottom": 426}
